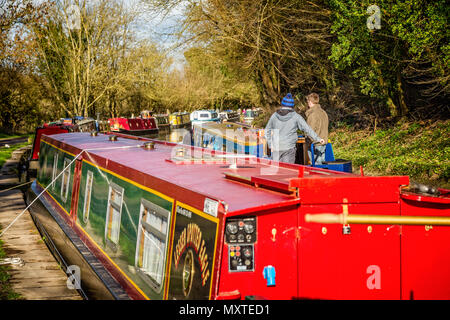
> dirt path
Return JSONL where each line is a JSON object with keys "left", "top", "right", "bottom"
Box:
{"left": 0, "top": 147, "right": 82, "bottom": 300}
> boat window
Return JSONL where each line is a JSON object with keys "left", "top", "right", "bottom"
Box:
{"left": 83, "top": 170, "right": 94, "bottom": 223}
{"left": 199, "top": 113, "right": 209, "bottom": 118}
{"left": 61, "top": 158, "right": 71, "bottom": 202}
{"left": 105, "top": 183, "right": 124, "bottom": 249}
{"left": 135, "top": 198, "right": 171, "bottom": 292}
{"left": 40, "top": 154, "right": 48, "bottom": 181}
{"left": 52, "top": 152, "right": 59, "bottom": 190}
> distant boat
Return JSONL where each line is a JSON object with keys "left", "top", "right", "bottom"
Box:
{"left": 242, "top": 109, "right": 260, "bottom": 125}
{"left": 190, "top": 110, "right": 220, "bottom": 127}
{"left": 169, "top": 112, "right": 191, "bottom": 129}
{"left": 108, "top": 112, "right": 159, "bottom": 137}
{"left": 218, "top": 110, "right": 240, "bottom": 123}
{"left": 154, "top": 114, "right": 170, "bottom": 133}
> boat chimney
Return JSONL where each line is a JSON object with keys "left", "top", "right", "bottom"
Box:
{"left": 143, "top": 142, "right": 155, "bottom": 150}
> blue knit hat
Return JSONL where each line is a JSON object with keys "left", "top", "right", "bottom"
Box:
{"left": 281, "top": 93, "right": 295, "bottom": 107}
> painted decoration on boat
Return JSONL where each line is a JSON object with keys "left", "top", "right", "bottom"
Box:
{"left": 168, "top": 203, "right": 218, "bottom": 300}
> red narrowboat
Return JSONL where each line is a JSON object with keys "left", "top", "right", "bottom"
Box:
{"left": 27, "top": 131, "right": 450, "bottom": 300}
{"left": 28, "top": 118, "right": 97, "bottom": 177}
{"left": 108, "top": 112, "right": 159, "bottom": 137}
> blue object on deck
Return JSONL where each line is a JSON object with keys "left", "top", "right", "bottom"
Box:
{"left": 310, "top": 142, "right": 352, "bottom": 173}
{"left": 263, "top": 265, "right": 276, "bottom": 287}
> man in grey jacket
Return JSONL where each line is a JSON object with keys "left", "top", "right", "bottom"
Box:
{"left": 265, "top": 93, "right": 324, "bottom": 163}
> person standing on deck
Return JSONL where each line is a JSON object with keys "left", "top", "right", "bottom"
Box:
{"left": 305, "top": 93, "right": 329, "bottom": 165}
{"left": 265, "top": 93, "right": 324, "bottom": 163}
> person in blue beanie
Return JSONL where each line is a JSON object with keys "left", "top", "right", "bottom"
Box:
{"left": 264, "top": 93, "right": 324, "bottom": 163}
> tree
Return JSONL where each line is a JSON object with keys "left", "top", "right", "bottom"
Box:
{"left": 329, "top": 0, "right": 449, "bottom": 118}
{"left": 145, "top": 0, "right": 337, "bottom": 112}
{"left": 31, "top": 0, "right": 140, "bottom": 117}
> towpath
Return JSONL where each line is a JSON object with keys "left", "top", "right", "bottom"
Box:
{"left": 0, "top": 146, "right": 82, "bottom": 300}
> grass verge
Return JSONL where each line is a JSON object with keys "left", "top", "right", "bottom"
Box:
{"left": 329, "top": 119, "right": 450, "bottom": 189}
{"left": 0, "top": 137, "right": 32, "bottom": 169}
{"left": 0, "top": 234, "right": 23, "bottom": 300}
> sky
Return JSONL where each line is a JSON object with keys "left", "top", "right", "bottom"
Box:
{"left": 126, "top": 0, "right": 188, "bottom": 70}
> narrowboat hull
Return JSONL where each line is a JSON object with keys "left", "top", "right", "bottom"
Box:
{"left": 27, "top": 131, "right": 450, "bottom": 300}
{"left": 157, "top": 123, "right": 171, "bottom": 133}
{"left": 26, "top": 182, "right": 130, "bottom": 300}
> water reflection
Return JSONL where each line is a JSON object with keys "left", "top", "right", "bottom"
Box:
{"left": 156, "top": 129, "right": 189, "bottom": 144}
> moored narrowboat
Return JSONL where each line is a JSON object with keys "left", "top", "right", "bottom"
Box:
{"left": 108, "top": 114, "right": 158, "bottom": 137}
{"left": 190, "top": 110, "right": 220, "bottom": 127}
{"left": 192, "top": 122, "right": 266, "bottom": 157}
{"left": 154, "top": 114, "right": 170, "bottom": 133}
{"left": 27, "top": 132, "right": 450, "bottom": 300}
{"left": 218, "top": 110, "right": 240, "bottom": 123}
{"left": 242, "top": 108, "right": 260, "bottom": 125}
{"left": 28, "top": 117, "right": 97, "bottom": 177}
{"left": 169, "top": 112, "right": 191, "bottom": 129}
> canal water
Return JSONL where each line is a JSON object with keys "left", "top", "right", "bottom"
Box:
{"left": 156, "top": 128, "right": 190, "bottom": 144}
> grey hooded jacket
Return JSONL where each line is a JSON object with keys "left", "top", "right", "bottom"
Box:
{"left": 265, "top": 107, "right": 321, "bottom": 151}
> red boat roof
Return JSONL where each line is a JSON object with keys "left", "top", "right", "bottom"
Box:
{"left": 42, "top": 132, "right": 411, "bottom": 213}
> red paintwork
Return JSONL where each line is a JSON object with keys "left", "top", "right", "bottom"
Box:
{"left": 108, "top": 117, "right": 158, "bottom": 134}
{"left": 400, "top": 192, "right": 450, "bottom": 299}
{"left": 30, "top": 125, "right": 73, "bottom": 160}
{"left": 39, "top": 132, "right": 450, "bottom": 300}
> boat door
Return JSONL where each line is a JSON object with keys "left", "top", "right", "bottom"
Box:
{"left": 69, "top": 156, "right": 83, "bottom": 225}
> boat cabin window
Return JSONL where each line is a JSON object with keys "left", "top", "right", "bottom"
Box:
{"left": 199, "top": 113, "right": 210, "bottom": 118}
{"left": 83, "top": 170, "right": 94, "bottom": 223}
{"left": 135, "top": 199, "right": 170, "bottom": 292}
{"left": 61, "top": 158, "right": 71, "bottom": 202}
{"left": 105, "top": 183, "right": 124, "bottom": 250}
{"left": 51, "top": 152, "right": 59, "bottom": 190}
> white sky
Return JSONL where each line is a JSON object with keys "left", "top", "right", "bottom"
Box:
{"left": 126, "top": 0, "right": 187, "bottom": 70}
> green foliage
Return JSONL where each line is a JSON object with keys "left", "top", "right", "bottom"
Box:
{"left": 330, "top": 120, "right": 450, "bottom": 188}
{"left": 0, "top": 139, "right": 31, "bottom": 168}
{"left": 328, "top": 0, "right": 449, "bottom": 117}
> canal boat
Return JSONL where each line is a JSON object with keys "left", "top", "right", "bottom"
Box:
{"left": 169, "top": 112, "right": 191, "bottom": 129}
{"left": 242, "top": 109, "right": 260, "bottom": 125}
{"left": 108, "top": 114, "right": 158, "bottom": 137}
{"left": 218, "top": 110, "right": 240, "bottom": 123}
{"left": 154, "top": 114, "right": 170, "bottom": 133}
{"left": 28, "top": 117, "right": 97, "bottom": 177}
{"left": 190, "top": 110, "right": 220, "bottom": 127}
{"left": 192, "top": 122, "right": 266, "bottom": 157}
{"left": 27, "top": 131, "right": 450, "bottom": 300}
